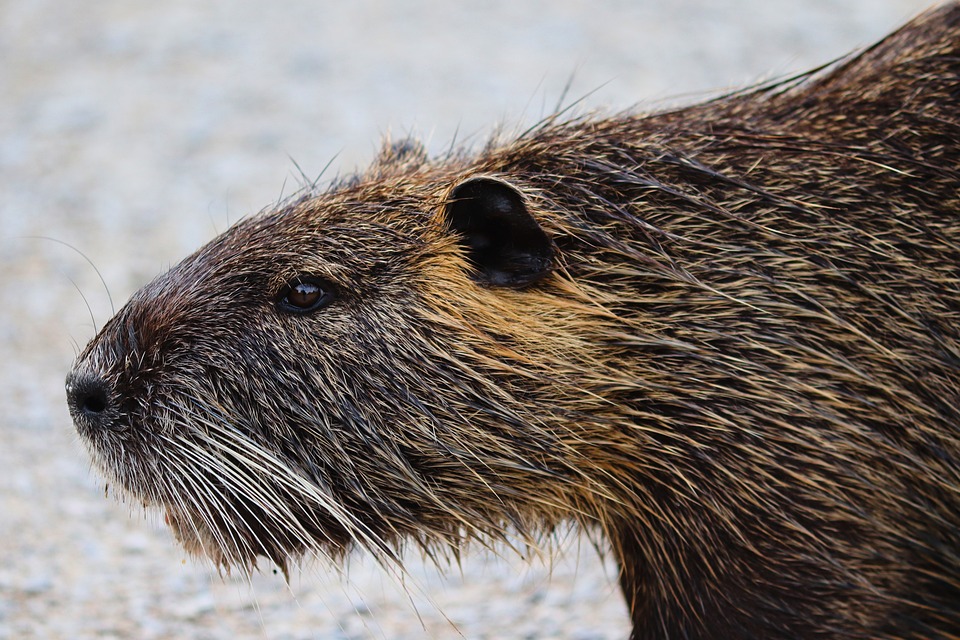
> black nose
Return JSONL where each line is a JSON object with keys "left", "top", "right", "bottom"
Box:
{"left": 66, "top": 370, "right": 113, "bottom": 432}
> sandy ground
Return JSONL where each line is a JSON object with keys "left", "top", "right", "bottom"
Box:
{"left": 0, "top": 1, "right": 939, "bottom": 638}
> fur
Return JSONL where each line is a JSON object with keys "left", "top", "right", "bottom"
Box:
{"left": 68, "top": 5, "right": 960, "bottom": 638}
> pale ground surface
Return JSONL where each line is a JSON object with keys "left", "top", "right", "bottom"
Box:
{"left": 0, "top": 1, "right": 939, "bottom": 638}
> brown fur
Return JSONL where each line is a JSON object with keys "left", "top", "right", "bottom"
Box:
{"left": 67, "top": 5, "right": 960, "bottom": 638}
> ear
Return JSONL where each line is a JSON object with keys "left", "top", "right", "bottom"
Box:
{"left": 444, "top": 177, "right": 554, "bottom": 288}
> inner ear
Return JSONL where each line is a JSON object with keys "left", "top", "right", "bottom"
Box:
{"left": 444, "top": 177, "right": 554, "bottom": 288}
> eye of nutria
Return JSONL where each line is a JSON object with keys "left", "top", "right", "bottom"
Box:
{"left": 275, "top": 277, "right": 334, "bottom": 314}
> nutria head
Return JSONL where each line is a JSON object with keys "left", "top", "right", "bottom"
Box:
{"left": 64, "top": 170, "right": 608, "bottom": 572}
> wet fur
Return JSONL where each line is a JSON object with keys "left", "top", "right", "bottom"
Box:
{"left": 69, "top": 5, "right": 960, "bottom": 639}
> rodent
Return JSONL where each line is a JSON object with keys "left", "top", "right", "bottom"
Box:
{"left": 66, "top": 4, "right": 960, "bottom": 638}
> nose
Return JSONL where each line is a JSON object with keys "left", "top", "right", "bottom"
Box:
{"left": 65, "top": 370, "right": 113, "bottom": 433}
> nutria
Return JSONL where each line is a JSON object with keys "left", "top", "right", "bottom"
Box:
{"left": 66, "top": 4, "right": 960, "bottom": 638}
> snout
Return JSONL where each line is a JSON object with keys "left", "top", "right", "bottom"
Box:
{"left": 65, "top": 369, "right": 116, "bottom": 435}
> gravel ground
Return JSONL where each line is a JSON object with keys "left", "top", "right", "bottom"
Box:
{"left": 0, "top": 1, "right": 938, "bottom": 638}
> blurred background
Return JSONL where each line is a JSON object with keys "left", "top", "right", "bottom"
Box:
{"left": 0, "top": 1, "right": 938, "bottom": 638}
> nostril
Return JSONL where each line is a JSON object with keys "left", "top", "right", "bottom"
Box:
{"left": 66, "top": 371, "right": 112, "bottom": 421}
{"left": 79, "top": 385, "right": 108, "bottom": 415}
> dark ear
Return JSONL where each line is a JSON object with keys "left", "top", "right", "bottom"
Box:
{"left": 444, "top": 177, "right": 554, "bottom": 288}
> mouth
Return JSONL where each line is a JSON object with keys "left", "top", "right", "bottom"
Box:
{"left": 68, "top": 372, "right": 367, "bottom": 573}
{"left": 161, "top": 504, "right": 251, "bottom": 570}
{"left": 73, "top": 429, "right": 275, "bottom": 572}
{"left": 161, "top": 498, "right": 297, "bottom": 575}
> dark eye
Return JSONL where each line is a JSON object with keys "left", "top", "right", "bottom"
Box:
{"left": 275, "top": 277, "right": 335, "bottom": 314}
